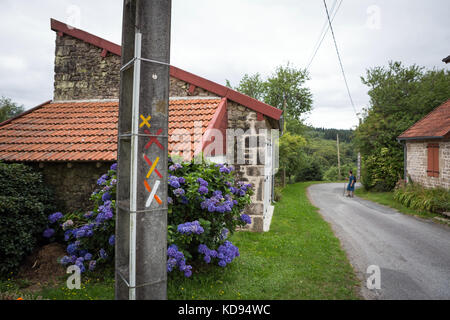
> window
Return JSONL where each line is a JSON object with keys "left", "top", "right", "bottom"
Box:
{"left": 427, "top": 143, "right": 440, "bottom": 177}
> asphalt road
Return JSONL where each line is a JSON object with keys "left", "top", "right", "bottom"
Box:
{"left": 307, "top": 183, "right": 450, "bottom": 300}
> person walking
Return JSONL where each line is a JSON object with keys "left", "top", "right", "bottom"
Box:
{"left": 346, "top": 170, "right": 356, "bottom": 197}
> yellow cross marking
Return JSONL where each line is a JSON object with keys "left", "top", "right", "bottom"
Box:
{"left": 146, "top": 156, "right": 160, "bottom": 179}
{"left": 140, "top": 115, "right": 151, "bottom": 128}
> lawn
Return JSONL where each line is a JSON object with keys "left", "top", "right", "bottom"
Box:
{"left": 355, "top": 188, "right": 437, "bottom": 220}
{"left": 2, "top": 182, "right": 360, "bottom": 300}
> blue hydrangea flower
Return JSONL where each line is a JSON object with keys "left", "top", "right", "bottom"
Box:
{"left": 99, "top": 248, "right": 108, "bottom": 259}
{"left": 109, "top": 235, "right": 115, "bottom": 246}
{"left": 48, "top": 212, "right": 63, "bottom": 224}
{"left": 43, "top": 228, "right": 55, "bottom": 238}
{"left": 178, "top": 177, "right": 186, "bottom": 184}
{"left": 197, "top": 178, "right": 208, "bottom": 187}
{"left": 198, "top": 186, "right": 208, "bottom": 195}
{"left": 177, "top": 221, "right": 204, "bottom": 235}
{"left": 173, "top": 188, "right": 185, "bottom": 197}
{"left": 60, "top": 256, "right": 72, "bottom": 265}
{"left": 240, "top": 214, "right": 252, "bottom": 225}
{"left": 97, "top": 174, "right": 109, "bottom": 186}
{"left": 84, "top": 253, "right": 93, "bottom": 261}
{"left": 67, "top": 243, "right": 78, "bottom": 255}
{"left": 102, "top": 192, "right": 112, "bottom": 202}
{"left": 169, "top": 176, "right": 181, "bottom": 188}
{"left": 110, "top": 163, "right": 118, "bottom": 171}
{"left": 167, "top": 196, "right": 173, "bottom": 205}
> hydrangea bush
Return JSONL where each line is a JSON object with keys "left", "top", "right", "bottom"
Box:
{"left": 44, "top": 159, "right": 253, "bottom": 278}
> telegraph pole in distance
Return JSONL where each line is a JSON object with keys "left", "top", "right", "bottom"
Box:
{"left": 116, "top": 0, "right": 171, "bottom": 300}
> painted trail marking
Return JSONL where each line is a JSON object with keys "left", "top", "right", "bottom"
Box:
{"left": 144, "top": 180, "right": 162, "bottom": 207}
{"left": 139, "top": 115, "right": 151, "bottom": 129}
{"left": 144, "top": 155, "right": 162, "bottom": 179}
{"left": 144, "top": 128, "right": 164, "bottom": 150}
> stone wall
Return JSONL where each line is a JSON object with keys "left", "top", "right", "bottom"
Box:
{"left": 54, "top": 34, "right": 121, "bottom": 101}
{"left": 406, "top": 140, "right": 450, "bottom": 189}
{"left": 227, "top": 102, "right": 273, "bottom": 232}
{"left": 28, "top": 162, "right": 113, "bottom": 213}
{"left": 54, "top": 33, "right": 217, "bottom": 101}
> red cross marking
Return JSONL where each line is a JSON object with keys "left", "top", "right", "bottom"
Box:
{"left": 144, "top": 128, "right": 164, "bottom": 150}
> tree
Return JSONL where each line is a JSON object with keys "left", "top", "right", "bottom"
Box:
{"left": 278, "top": 132, "right": 307, "bottom": 184}
{"left": 264, "top": 63, "right": 313, "bottom": 121}
{"left": 234, "top": 73, "right": 266, "bottom": 101}
{"left": 0, "top": 97, "right": 25, "bottom": 123}
{"left": 231, "top": 63, "right": 313, "bottom": 121}
{"left": 355, "top": 61, "right": 450, "bottom": 191}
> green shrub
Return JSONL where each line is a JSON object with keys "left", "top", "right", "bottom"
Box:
{"left": 361, "top": 148, "right": 403, "bottom": 191}
{"left": 295, "top": 156, "right": 323, "bottom": 182}
{"left": 323, "top": 164, "right": 356, "bottom": 181}
{"left": 394, "top": 182, "right": 450, "bottom": 214}
{"left": 0, "top": 163, "right": 55, "bottom": 276}
{"left": 274, "top": 186, "right": 283, "bottom": 202}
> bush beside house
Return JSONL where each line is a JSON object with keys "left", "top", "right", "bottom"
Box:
{"left": 0, "top": 163, "right": 55, "bottom": 276}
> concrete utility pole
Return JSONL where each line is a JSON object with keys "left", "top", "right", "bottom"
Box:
{"left": 337, "top": 133, "right": 341, "bottom": 180}
{"left": 116, "top": 0, "right": 171, "bottom": 300}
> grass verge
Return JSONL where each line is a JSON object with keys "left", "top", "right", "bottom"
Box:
{"left": 355, "top": 188, "right": 437, "bottom": 220}
{"left": 2, "top": 182, "right": 360, "bottom": 300}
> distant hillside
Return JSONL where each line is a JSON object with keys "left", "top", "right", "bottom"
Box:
{"left": 304, "top": 127, "right": 354, "bottom": 143}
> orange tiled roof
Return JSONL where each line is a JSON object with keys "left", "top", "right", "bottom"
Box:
{"left": 398, "top": 99, "right": 450, "bottom": 140}
{"left": 0, "top": 98, "right": 222, "bottom": 162}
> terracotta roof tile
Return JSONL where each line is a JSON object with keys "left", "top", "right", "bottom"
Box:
{"left": 398, "top": 99, "right": 450, "bottom": 140}
{"left": 0, "top": 98, "right": 222, "bottom": 162}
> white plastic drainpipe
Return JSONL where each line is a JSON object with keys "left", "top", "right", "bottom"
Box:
{"left": 129, "top": 32, "right": 142, "bottom": 300}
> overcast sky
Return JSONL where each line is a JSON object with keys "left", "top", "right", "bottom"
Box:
{"left": 1, "top": 0, "right": 449, "bottom": 129}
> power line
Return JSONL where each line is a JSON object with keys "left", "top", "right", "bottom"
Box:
{"left": 322, "top": 0, "right": 358, "bottom": 119}
{"left": 306, "top": 0, "right": 343, "bottom": 71}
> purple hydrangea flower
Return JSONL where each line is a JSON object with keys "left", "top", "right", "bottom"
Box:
{"left": 167, "top": 196, "right": 173, "bottom": 205}
{"left": 48, "top": 212, "right": 63, "bottom": 224}
{"left": 109, "top": 235, "right": 115, "bottom": 246}
{"left": 173, "top": 188, "right": 185, "bottom": 197}
{"left": 99, "top": 248, "right": 108, "bottom": 259}
{"left": 84, "top": 253, "right": 93, "bottom": 261}
{"left": 102, "top": 192, "right": 112, "bottom": 202}
{"left": 110, "top": 163, "right": 118, "bottom": 171}
{"left": 97, "top": 174, "right": 109, "bottom": 186}
{"left": 43, "top": 228, "right": 55, "bottom": 238}
{"left": 240, "top": 214, "right": 252, "bottom": 225}
{"left": 178, "top": 177, "right": 186, "bottom": 184}
{"left": 198, "top": 186, "right": 208, "bottom": 195}
{"left": 177, "top": 221, "right": 204, "bottom": 235}
{"left": 67, "top": 243, "right": 78, "bottom": 255}
{"left": 197, "top": 178, "right": 208, "bottom": 187}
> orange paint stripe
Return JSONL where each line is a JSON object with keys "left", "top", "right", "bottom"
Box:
{"left": 144, "top": 180, "right": 163, "bottom": 205}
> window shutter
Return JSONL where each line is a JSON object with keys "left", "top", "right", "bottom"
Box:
{"left": 427, "top": 144, "right": 434, "bottom": 177}
{"left": 433, "top": 145, "right": 440, "bottom": 177}
{"left": 427, "top": 143, "right": 440, "bottom": 178}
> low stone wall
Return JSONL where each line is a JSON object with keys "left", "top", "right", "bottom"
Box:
{"left": 28, "top": 162, "right": 113, "bottom": 213}
{"left": 406, "top": 140, "right": 450, "bottom": 189}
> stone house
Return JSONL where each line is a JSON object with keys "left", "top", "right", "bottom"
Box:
{"left": 0, "top": 19, "right": 282, "bottom": 232}
{"left": 397, "top": 99, "right": 450, "bottom": 189}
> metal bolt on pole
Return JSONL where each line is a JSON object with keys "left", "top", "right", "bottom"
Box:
{"left": 115, "top": 0, "right": 171, "bottom": 300}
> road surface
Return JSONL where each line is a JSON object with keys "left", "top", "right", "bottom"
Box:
{"left": 307, "top": 183, "right": 450, "bottom": 300}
